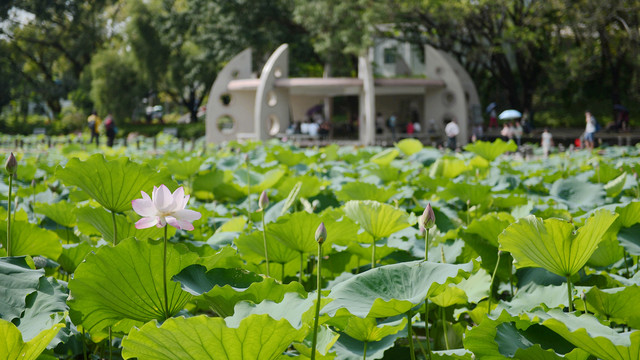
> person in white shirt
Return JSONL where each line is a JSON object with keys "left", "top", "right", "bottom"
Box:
{"left": 445, "top": 119, "right": 460, "bottom": 150}
{"left": 584, "top": 111, "right": 596, "bottom": 150}
{"left": 541, "top": 128, "right": 553, "bottom": 157}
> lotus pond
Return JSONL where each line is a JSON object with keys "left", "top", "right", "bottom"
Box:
{"left": 2, "top": 137, "right": 640, "bottom": 360}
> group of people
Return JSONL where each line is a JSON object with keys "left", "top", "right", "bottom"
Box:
{"left": 376, "top": 112, "right": 424, "bottom": 142}
{"left": 87, "top": 111, "right": 117, "bottom": 147}
{"left": 500, "top": 121, "right": 524, "bottom": 146}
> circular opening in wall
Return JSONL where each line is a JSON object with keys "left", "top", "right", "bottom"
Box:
{"left": 436, "top": 66, "right": 444, "bottom": 75}
{"left": 220, "top": 93, "right": 231, "bottom": 106}
{"left": 231, "top": 70, "right": 239, "bottom": 79}
{"left": 268, "top": 114, "right": 280, "bottom": 136}
{"left": 273, "top": 67, "right": 283, "bottom": 78}
{"left": 442, "top": 91, "right": 456, "bottom": 107}
{"left": 216, "top": 115, "right": 235, "bottom": 134}
{"left": 267, "top": 91, "right": 277, "bottom": 107}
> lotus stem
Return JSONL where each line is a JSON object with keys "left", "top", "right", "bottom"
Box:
{"left": 363, "top": 341, "right": 368, "bottom": 360}
{"left": 299, "top": 252, "right": 304, "bottom": 284}
{"left": 82, "top": 328, "right": 87, "bottom": 360}
{"left": 424, "top": 300, "right": 432, "bottom": 359}
{"left": 624, "top": 251, "right": 630, "bottom": 278}
{"left": 488, "top": 250, "right": 502, "bottom": 315}
{"left": 311, "top": 240, "right": 323, "bottom": 360}
{"left": 163, "top": 226, "right": 170, "bottom": 318}
{"left": 281, "top": 262, "right": 285, "bottom": 283}
{"left": 261, "top": 211, "right": 270, "bottom": 277}
{"left": 108, "top": 326, "right": 112, "bottom": 360}
{"left": 371, "top": 236, "right": 377, "bottom": 269}
{"left": 442, "top": 306, "right": 450, "bottom": 350}
{"left": 424, "top": 229, "right": 430, "bottom": 261}
{"left": 111, "top": 210, "right": 117, "bottom": 246}
{"left": 407, "top": 310, "right": 416, "bottom": 360}
{"left": 566, "top": 276, "right": 573, "bottom": 312}
{"left": 6, "top": 173, "right": 12, "bottom": 256}
{"left": 509, "top": 259, "right": 515, "bottom": 296}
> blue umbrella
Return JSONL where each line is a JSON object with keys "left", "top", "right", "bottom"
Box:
{"left": 485, "top": 102, "right": 497, "bottom": 113}
{"left": 498, "top": 109, "right": 522, "bottom": 120}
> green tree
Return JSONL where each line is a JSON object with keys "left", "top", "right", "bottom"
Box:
{"left": 90, "top": 49, "right": 144, "bottom": 122}
{"left": 393, "top": 0, "right": 565, "bottom": 120}
{"left": 0, "top": 0, "right": 113, "bottom": 116}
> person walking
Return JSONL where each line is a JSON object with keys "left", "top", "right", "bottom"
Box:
{"left": 584, "top": 111, "right": 596, "bottom": 150}
{"left": 445, "top": 118, "right": 460, "bottom": 150}
{"left": 104, "top": 113, "right": 116, "bottom": 147}
{"left": 87, "top": 110, "right": 101, "bottom": 146}
{"left": 541, "top": 128, "right": 553, "bottom": 157}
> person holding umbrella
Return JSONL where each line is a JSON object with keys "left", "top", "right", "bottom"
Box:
{"left": 445, "top": 118, "right": 460, "bottom": 150}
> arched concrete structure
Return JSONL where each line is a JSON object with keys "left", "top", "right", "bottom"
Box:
{"left": 358, "top": 55, "right": 375, "bottom": 145}
{"left": 205, "top": 48, "right": 253, "bottom": 144}
{"left": 423, "top": 44, "right": 469, "bottom": 146}
{"left": 205, "top": 42, "right": 481, "bottom": 147}
{"left": 255, "top": 44, "right": 289, "bottom": 140}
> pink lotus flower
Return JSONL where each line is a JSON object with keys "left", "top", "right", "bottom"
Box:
{"left": 132, "top": 185, "right": 201, "bottom": 231}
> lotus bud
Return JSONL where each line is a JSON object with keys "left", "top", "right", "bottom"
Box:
{"left": 258, "top": 190, "right": 269, "bottom": 211}
{"left": 5, "top": 152, "right": 17, "bottom": 175}
{"left": 419, "top": 203, "right": 436, "bottom": 233}
{"left": 315, "top": 222, "right": 327, "bottom": 244}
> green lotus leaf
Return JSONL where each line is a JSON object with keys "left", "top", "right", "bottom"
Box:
{"left": 232, "top": 168, "right": 285, "bottom": 194}
{"left": 441, "top": 182, "right": 492, "bottom": 206}
{"left": 57, "top": 242, "right": 95, "bottom": 274}
{"left": 320, "top": 208, "right": 372, "bottom": 247}
{"left": 582, "top": 286, "right": 640, "bottom": 326}
{"left": 216, "top": 217, "right": 247, "bottom": 233}
{"left": 618, "top": 224, "right": 640, "bottom": 256}
{"left": 226, "top": 292, "right": 315, "bottom": 330}
{"left": 121, "top": 314, "right": 307, "bottom": 360}
{"left": 76, "top": 207, "right": 170, "bottom": 244}
{"left": 614, "top": 201, "right": 640, "bottom": 228}
{"left": 432, "top": 267, "right": 491, "bottom": 307}
{"left": 429, "top": 157, "right": 470, "bottom": 179}
{"left": 496, "top": 283, "right": 569, "bottom": 316}
{"left": 329, "top": 314, "right": 407, "bottom": 343}
{"left": 549, "top": 178, "right": 605, "bottom": 210}
{"left": 331, "top": 325, "right": 406, "bottom": 360}
{"left": 163, "top": 157, "right": 205, "bottom": 180}
{"left": 465, "top": 212, "right": 515, "bottom": 247}
{"left": 56, "top": 154, "right": 175, "bottom": 213}
{"left": 294, "top": 324, "right": 339, "bottom": 359}
{"left": 464, "top": 139, "right": 517, "bottom": 162}
{"left": 0, "top": 257, "right": 43, "bottom": 321}
{"left": 172, "top": 265, "right": 307, "bottom": 317}
{"left": 605, "top": 172, "right": 627, "bottom": 198}
{"left": 270, "top": 147, "right": 310, "bottom": 167}
{"left": 465, "top": 310, "right": 587, "bottom": 360}
{"left": 370, "top": 148, "right": 399, "bottom": 166}
{"left": 15, "top": 277, "right": 67, "bottom": 342}
{"left": 34, "top": 201, "right": 77, "bottom": 228}
{"left": 275, "top": 175, "right": 327, "bottom": 201}
{"left": 345, "top": 243, "right": 396, "bottom": 263}
{"left": 587, "top": 236, "right": 624, "bottom": 268}
{"left": 531, "top": 309, "right": 640, "bottom": 360}
{"left": 68, "top": 238, "right": 197, "bottom": 336}
{"left": 498, "top": 209, "right": 618, "bottom": 277}
{"left": 343, "top": 200, "right": 416, "bottom": 240}
{"left": 269, "top": 212, "right": 324, "bottom": 254}
{"left": 395, "top": 138, "right": 424, "bottom": 156}
{"left": 335, "top": 182, "right": 398, "bottom": 203}
{"left": 235, "top": 231, "right": 298, "bottom": 265}
{"left": 431, "top": 349, "right": 473, "bottom": 359}
{"left": 322, "top": 260, "right": 474, "bottom": 318}
{"left": 0, "top": 319, "right": 64, "bottom": 360}
{"left": 0, "top": 220, "right": 61, "bottom": 260}
{"left": 590, "top": 161, "right": 623, "bottom": 183}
